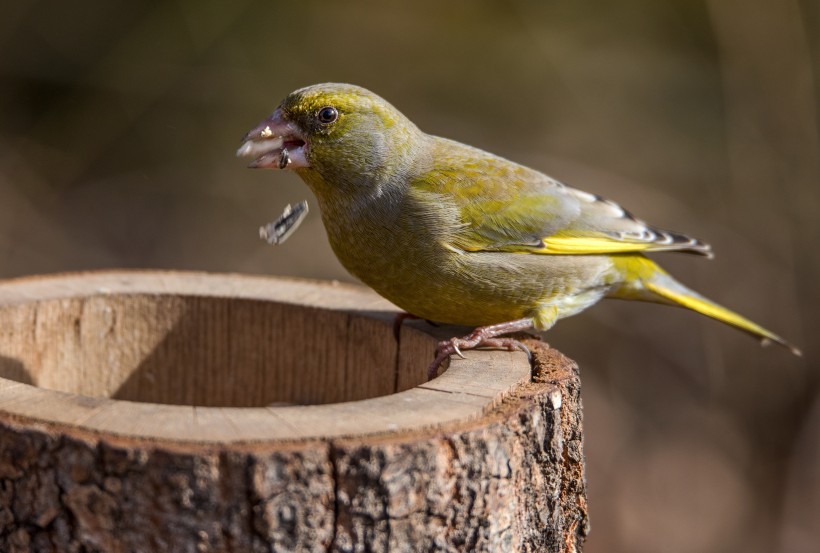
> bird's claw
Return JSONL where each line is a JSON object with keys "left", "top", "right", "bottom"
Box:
{"left": 516, "top": 342, "right": 532, "bottom": 362}
{"left": 427, "top": 335, "right": 531, "bottom": 380}
{"left": 425, "top": 318, "right": 535, "bottom": 380}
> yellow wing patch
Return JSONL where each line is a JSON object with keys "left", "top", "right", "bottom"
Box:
{"left": 521, "top": 229, "right": 711, "bottom": 256}
{"left": 536, "top": 234, "right": 658, "bottom": 255}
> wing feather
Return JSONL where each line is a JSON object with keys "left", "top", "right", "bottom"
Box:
{"left": 416, "top": 137, "right": 712, "bottom": 257}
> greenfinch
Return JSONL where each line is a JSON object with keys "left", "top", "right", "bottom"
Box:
{"left": 238, "top": 83, "right": 799, "bottom": 377}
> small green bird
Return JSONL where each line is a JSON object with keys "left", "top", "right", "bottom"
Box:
{"left": 238, "top": 83, "right": 800, "bottom": 377}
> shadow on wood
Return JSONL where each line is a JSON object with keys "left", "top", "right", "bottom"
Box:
{"left": 0, "top": 271, "right": 589, "bottom": 552}
{"left": 0, "top": 355, "right": 32, "bottom": 385}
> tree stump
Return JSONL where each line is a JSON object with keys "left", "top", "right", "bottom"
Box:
{"left": 0, "top": 271, "right": 589, "bottom": 552}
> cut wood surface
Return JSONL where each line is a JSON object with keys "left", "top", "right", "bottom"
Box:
{"left": 0, "top": 271, "right": 589, "bottom": 552}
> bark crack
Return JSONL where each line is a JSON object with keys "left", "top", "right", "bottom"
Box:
{"left": 327, "top": 441, "right": 340, "bottom": 553}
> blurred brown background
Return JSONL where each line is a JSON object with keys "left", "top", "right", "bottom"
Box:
{"left": 1, "top": 1, "right": 818, "bottom": 551}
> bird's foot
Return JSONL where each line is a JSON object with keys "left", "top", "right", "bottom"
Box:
{"left": 426, "top": 318, "right": 534, "bottom": 379}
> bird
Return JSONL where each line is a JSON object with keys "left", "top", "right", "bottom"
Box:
{"left": 237, "top": 83, "right": 800, "bottom": 377}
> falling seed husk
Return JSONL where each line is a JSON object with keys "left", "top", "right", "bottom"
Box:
{"left": 259, "top": 200, "right": 309, "bottom": 245}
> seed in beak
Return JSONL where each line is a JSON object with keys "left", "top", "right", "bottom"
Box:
{"left": 278, "top": 148, "right": 291, "bottom": 170}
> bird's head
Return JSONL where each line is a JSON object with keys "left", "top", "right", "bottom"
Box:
{"left": 237, "top": 83, "right": 423, "bottom": 192}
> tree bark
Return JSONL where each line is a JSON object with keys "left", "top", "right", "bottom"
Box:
{"left": 0, "top": 271, "right": 588, "bottom": 552}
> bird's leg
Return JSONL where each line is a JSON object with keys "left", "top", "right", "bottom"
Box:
{"left": 428, "top": 318, "right": 534, "bottom": 379}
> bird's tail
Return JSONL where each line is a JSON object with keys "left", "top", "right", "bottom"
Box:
{"left": 609, "top": 255, "right": 801, "bottom": 356}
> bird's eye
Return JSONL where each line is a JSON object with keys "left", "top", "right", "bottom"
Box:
{"left": 317, "top": 106, "right": 338, "bottom": 124}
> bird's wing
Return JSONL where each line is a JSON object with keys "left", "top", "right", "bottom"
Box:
{"left": 416, "top": 140, "right": 712, "bottom": 257}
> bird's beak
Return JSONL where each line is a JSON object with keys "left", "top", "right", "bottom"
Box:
{"left": 236, "top": 109, "right": 308, "bottom": 169}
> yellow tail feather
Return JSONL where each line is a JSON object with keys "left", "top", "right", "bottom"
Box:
{"left": 610, "top": 255, "right": 801, "bottom": 356}
{"left": 643, "top": 278, "right": 801, "bottom": 356}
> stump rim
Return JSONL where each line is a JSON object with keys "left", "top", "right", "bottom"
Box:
{"left": 0, "top": 270, "right": 531, "bottom": 445}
